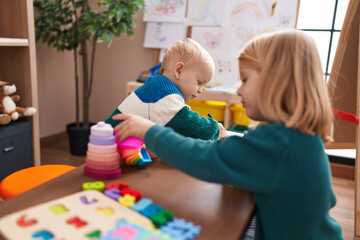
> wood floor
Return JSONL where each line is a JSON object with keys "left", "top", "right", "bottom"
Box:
{"left": 41, "top": 140, "right": 355, "bottom": 239}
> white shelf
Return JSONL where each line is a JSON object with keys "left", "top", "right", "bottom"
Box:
{"left": 0, "top": 37, "right": 29, "bottom": 46}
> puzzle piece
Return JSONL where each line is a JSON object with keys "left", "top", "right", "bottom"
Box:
{"left": 83, "top": 181, "right": 105, "bottom": 192}
{"left": 105, "top": 181, "right": 128, "bottom": 190}
{"left": 140, "top": 204, "right": 164, "bottom": 218}
{"left": 119, "top": 194, "right": 136, "bottom": 207}
{"left": 160, "top": 218, "right": 201, "bottom": 240}
{"left": 100, "top": 219, "right": 172, "bottom": 240}
{"left": 131, "top": 198, "right": 153, "bottom": 212}
{"left": 150, "top": 210, "right": 174, "bottom": 227}
{"left": 104, "top": 188, "right": 121, "bottom": 201}
{"left": 138, "top": 148, "right": 152, "bottom": 167}
{"left": 120, "top": 187, "right": 141, "bottom": 201}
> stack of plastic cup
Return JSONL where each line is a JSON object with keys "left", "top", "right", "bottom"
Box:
{"left": 115, "top": 131, "right": 152, "bottom": 167}
{"left": 84, "top": 121, "right": 121, "bottom": 179}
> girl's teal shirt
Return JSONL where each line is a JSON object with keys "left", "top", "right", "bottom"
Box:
{"left": 145, "top": 122, "right": 343, "bottom": 240}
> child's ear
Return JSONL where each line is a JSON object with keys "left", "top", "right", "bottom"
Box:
{"left": 175, "top": 62, "right": 185, "bottom": 80}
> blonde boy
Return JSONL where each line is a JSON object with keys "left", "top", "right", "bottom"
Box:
{"left": 106, "top": 38, "right": 226, "bottom": 140}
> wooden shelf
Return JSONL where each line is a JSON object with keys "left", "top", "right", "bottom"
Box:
{"left": 0, "top": 0, "right": 41, "bottom": 166}
{"left": 0, "top": 37, "right": 29, "bottom": 47}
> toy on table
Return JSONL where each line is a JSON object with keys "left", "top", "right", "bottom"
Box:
{"left": 0, "top": 181, "right": 202, "bottom": 240}
{"left": 0, "top": 80, "right": 36, "bottom": 125}
{"left": 115, "top": 131, "right": 152, "bottom": 167}
{"left": 0, "top": 190, "right": 164, "bottom": 240}
{"left": 85, "top": 180, "right": 201, "bottom": 240}
{"left": 84, "top": 121, "right": 122, "bottom": 179}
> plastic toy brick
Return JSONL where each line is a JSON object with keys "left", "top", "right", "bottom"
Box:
{"left": 160, "top": 218, "right": 201, "bottom": 240}
{"left": 118, "top": 194, "right": 136, "bottom": 207}
{"left": 139, "top": 204, "right": 164, "bottom": 218}
{"left": 120, "top": 187, "right": 141, "bottom": 201}
{"left": 104, "top": 188, "right": 121, "bottom": 201}
{"left": 82, "top": 181, "right": 105, "bottom": 192}
{"left": 105, "top": 181, "right": 128, "bottom": 190}
{"left": 100, "top": 219, "right": 172, "bottom": 240}
{"left": 138, "top": 148, "right": 152, "bottom": 167}
{"left": 150, "top": 210, "right": 174, "bottom": 227}
{"left": 130, "top": 198, "right": 153, "bottom": 212}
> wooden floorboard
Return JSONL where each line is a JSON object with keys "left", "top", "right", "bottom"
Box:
{"left": 40, "top": 140, "right": 355, "bottom": 239}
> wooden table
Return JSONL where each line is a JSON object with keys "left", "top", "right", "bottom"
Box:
{"left": 126, "top": 81, "right": 243, "bottom": 129}
{"left": 0, "top": 161, "right": 255, "bottom": 240}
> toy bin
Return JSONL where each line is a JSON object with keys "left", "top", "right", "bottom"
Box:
{"left": 0, "top": 121, "right": 33, "bottom": 181}
{"left": 228, "top": 104, "right": 250, "bottom": 133}
{"left": 186, "top": 100, "right": 226, "bottom": 122}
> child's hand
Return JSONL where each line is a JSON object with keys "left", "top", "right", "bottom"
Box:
{"left": 112, "top": 114, "right": 155, "bottom": 142}
{"left": 218, "top": 123, "right": 227, "bottom": 140}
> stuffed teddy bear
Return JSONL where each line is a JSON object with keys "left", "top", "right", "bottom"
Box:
{"left": 0, "top": 80, "right": 36, "bottom": 125}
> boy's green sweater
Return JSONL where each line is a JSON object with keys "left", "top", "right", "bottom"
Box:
{"left": 145, "top": 122, "right": 343, "bottom": 240}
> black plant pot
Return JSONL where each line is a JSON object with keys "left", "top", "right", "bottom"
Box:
{"left": 66, "top": 122, "right": 93, "bottom": 156}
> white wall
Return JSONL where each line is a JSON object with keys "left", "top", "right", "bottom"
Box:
{"left": 36, "top": 12, "right": 154, "bottom": 138}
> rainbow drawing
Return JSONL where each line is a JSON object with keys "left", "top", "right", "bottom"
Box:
{"left": 190, "top": 0, "right": 221, "bottom": 25}
{"left": 231, "top": 3, "right": 263, "bottom": 19}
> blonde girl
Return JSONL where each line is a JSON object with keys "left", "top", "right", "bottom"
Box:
{"left": 112, "top": 30, "right": 343, "bottom": 239}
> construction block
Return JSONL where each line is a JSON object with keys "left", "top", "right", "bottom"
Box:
{"left": 130, "top": 198, "right": 153, "bottom": 212}
{"left": 82, "top": 181, "right": 105, "bottom": 192}
{"left": 150, "top": 210, "right": 174, "bottom": 227}
{"left": 120, "top": 187, "right": 141, "bottom": 201}
{"left": 139, "top": 204, "right": 164, "bottom": 218}
{"left": 105, "top": 181, "right": 128, "bottom": 190}
{"left": 160, "top": 218, "right": 201, "bottom": 240}
{"left": 104, "top": 189, "right": 121, "bottom": 201}
{"left": 118, "top": 194, "right": 136, "bottom": 207}
{"left": 138, "top": 148, "right": 152, "bottom": 167}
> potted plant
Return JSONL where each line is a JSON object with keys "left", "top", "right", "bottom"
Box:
{"left": 34, "top": 0, "right": 144, "bottom": 155}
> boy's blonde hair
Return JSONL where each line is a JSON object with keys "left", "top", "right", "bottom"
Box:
{"left": 239, "top": 29, "right": 333, "bottom": 143}
{"left": 160, "top": 38, "right": 215, "bottom": 74}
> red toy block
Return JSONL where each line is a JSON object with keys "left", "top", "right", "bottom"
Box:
{"left": 120, "top": 187, "right": 141, "bottom": 201}
{"left": 105, "top": 181, "right": 128, "bottom": 190}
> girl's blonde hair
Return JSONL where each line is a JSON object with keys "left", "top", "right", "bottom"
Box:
{"left": 239, "top": 29, "right": 333, "bottom": 143}
{"left": 160, "top": 38, "right": 215, "bottom": 74}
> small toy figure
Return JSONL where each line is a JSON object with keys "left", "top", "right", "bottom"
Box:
{"left": 0, "top": 81, "right": 36, "bottom": 125}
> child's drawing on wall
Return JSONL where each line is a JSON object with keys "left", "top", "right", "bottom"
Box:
{"left": 144, "top": 0, "right": 186, "bottom": 22}
{"left": 144, "top": 22, "right": 187, "bottom": 49}
{"left": 187, "top": 0, "right": 224, "bottom": 26}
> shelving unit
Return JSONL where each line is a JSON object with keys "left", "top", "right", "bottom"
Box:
{"left": 0, "top": 0, "right": 41, "bottom": 165}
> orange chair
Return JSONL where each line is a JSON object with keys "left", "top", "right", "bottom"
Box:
{"left": 0, "top": 165, "right": 75, "bottom": 200}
